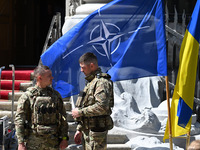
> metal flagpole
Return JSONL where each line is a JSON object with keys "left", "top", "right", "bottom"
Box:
{"left": 165, "top": 76, "right": 173, "bottom": 149}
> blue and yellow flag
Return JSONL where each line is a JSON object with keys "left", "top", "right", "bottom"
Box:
{"left": 163, "top": 0, "right": 200, "bottom": 142}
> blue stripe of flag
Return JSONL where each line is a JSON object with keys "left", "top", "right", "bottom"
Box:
{"left": 187, "top": 0, "right": 200, "bottom": 43}
{"left": 177, "top": 97, "right": 193, "bottom": 128}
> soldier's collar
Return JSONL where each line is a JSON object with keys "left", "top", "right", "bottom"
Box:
{"left": 85, "top": 68, "right": 101, "bottom": 82}
{"left": 35, "top": 85, "right": 49, "bottom": 92}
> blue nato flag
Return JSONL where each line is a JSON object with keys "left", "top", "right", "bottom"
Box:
{"left": 41, "top": 0, "right": 167, "bottom": 98}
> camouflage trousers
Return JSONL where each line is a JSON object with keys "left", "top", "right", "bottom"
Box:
{"left": 25, "top": 133, "right": 60, "bottom": 150}
{"left": 82, "top": 129, "right": 108, "bottom": 150}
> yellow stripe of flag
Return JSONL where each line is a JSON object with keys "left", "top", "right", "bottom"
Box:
{"left": 163, "top": 29, "right": 199, "bottom": 141}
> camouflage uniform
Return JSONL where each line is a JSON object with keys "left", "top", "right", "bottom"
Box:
{"left": 15, "top": 85, "right": 69, "bottom": 150}
{"left": 76, "top": 68, "right": 114, "bottom": 150}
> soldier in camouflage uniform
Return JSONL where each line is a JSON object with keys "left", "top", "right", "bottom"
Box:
{"left": 15, "top": 65, "right": 69, "bottom": 150}
{"left": 72, "top": 52, "right": 114, "bottom": 150}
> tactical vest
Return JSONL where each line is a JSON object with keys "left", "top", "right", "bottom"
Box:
{"left": 76, "top": 73, "right": 114, "bottom": 131}
{"left": 25, "top": 87, "right": 59, "bottom": 136}
{"left": 76, "top": 73, "right": 114, "bottom": 108}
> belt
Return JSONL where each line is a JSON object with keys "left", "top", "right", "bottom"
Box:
{"left": 31, "top": 129, "right": 58, "bottom": 138}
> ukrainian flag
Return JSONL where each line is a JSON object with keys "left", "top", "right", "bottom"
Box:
{"left": 163, "top": 0, "right": 200, "bottom": 141}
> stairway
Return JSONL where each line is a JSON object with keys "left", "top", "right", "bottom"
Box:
{"left": 0, "top": 69, "right": 34, "bottom": 118}
{"left": 0, "top": 69, "right": 131, "bottom": 150}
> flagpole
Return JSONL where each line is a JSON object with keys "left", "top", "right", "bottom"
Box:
{"left": 186, "top": 132, "right": 191, "bottom": 149}
{"left": 165, "top": 76, "right": 173, "bottom": 150}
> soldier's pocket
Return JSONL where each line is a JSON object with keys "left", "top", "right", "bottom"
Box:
{"left": 89, "top": 130, "right": 107, "bottom": 143}
{"left": 36, "top": 125, "right": 57, "bottom": 135}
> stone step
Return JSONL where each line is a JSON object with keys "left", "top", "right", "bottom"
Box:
{"left": 8, "top": 92, "right": 24, "bottom": 101}
{"left": 66, "top": 144, "right": 131, "bottom": 150}
{"left": 20, "top": 82, "right": 33, "bottom": 91}
{"left": 107, "top": 144, "right": 131, "bottom": 150}
{"left": 68, "top": 122, "right": 77, "bottom": 132}
{"left": 63, "top": 97, "right": 71, "bottom": 102}
{"left": 66, "top": 144, "right": 82, "bottom": 150}
{"left": 65, "top": 102, "right": 72, "bottom": 111}
{"left": 107, "top": 133, "right": 129, "bottom": 144}
{"left": 0, "top": 101, "right": 72, "bottom": 111}
{"left": 0, "top": 111, "right": 15, "bottom": 118}
{"left": 0, "top": 101, "right": 18, "bottom": 111}
{"left": 67, "top": 111, "right": 74, "bottom": 122}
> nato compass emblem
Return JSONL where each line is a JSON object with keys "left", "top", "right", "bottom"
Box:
{"left": 63, "top": 10, "right": 149, "bottom": 67}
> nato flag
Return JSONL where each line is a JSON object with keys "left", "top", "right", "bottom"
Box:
{"left": 41, "top": 0, "right": 167, "bottom": 98}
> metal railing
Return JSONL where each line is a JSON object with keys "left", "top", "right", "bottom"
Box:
{"left": 39, "top": 12, "right": 62, "bottom": 66}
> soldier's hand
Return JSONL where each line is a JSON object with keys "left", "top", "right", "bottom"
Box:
{"left": 72, "top": 108, "right": 80, "bottom": 118}
{"left": 74, "top": 130, "right": 82, "bottom": 144}
{"left": 59, "top": 140, "right": 68, "bottom": 150}
{"left": 18, "top": 143, "right": 27, "bottom": 150}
